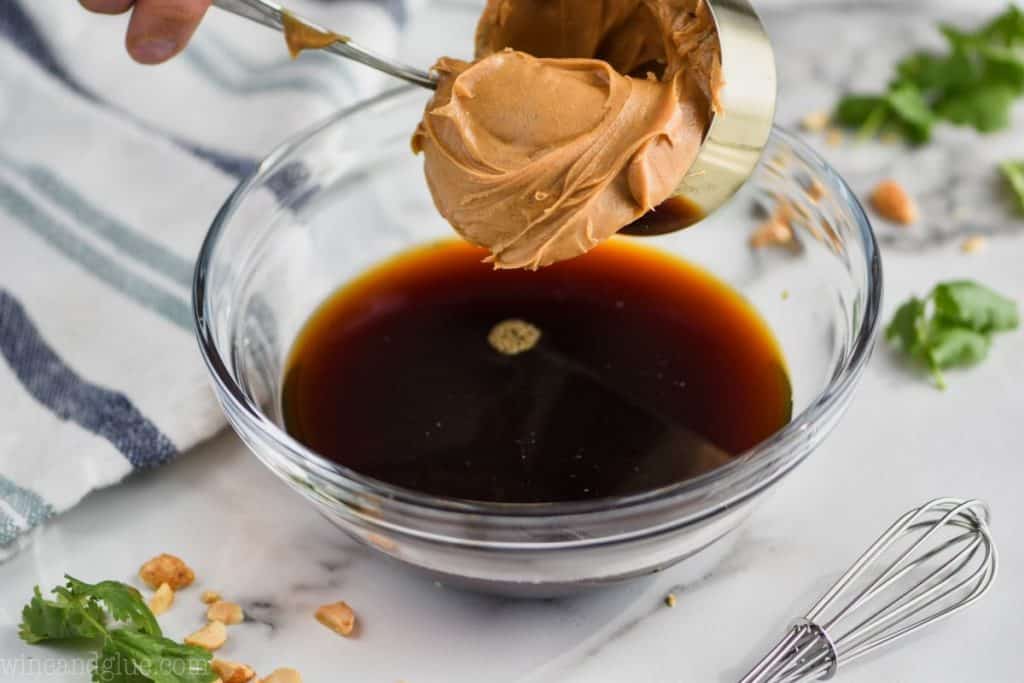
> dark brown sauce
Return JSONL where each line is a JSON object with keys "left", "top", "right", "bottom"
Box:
{"left": 282, "top": 239, "right": 791, "bottom": 503}
{"left": 621, "top": 195, "right": 704, "bottom": 236}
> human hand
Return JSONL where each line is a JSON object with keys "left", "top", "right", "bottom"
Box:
{"left": 79, "top": 0, "right": 213, "bottom": 65}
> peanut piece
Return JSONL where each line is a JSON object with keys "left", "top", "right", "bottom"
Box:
{"left": 806, "top": 180, "right": 826, "bottom": 202}
{"left": 212, "top": 659, "right": 256, "bottom": 683}
{"left": 961, "top": 235, "right": 987, "bottom": 253}
{"left": 366, "top": 533, "right": 397, "bottom": 551}
{"left": 801, "top": 110, "right": 830, "bottom": 133}
{"left": 870, "top": 180, "right": 918, "bottom": 225}
{"left": 315, "top": 601, "right": 356, "bottom": 637}
{"left": 139, "top": 553, "right": 195, "bottom": 590}
{"left": 750, "top": 203, "right": 797, "bottom": 250}
{"left": 201, "top": 590, "right": 222, "bottom": 605}
{"left": 147, "top": 582, "right": 174, "bottom": 616}
{"left": 185, "top": 620, "right": 227, "bottom": 651}
{"left": 261, "top": 669, "right": 303, "bottom": 683}
{"left": 207, "top": 600, "right": 244, "bottom": 625}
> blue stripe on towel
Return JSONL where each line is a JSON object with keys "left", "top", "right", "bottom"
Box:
{"left": 0, "top": 289, "right": 178, "bottom": 469}
{"left": 185, "top": 41, "right": 351, "bottom": 108}
{"left": 0, "top": 178, "right": 192, "bottom": 331}
{"left": 0, "top": 476, "right": 54, "bottom": 546}
{"left": 0, "top": 157, "right": 194, "bottom": 290}
{"left": 0, "top": 511, "right": 20, "bottom": 547}
{"left": 1, "top": 1, "right": 258, "bottom": 179}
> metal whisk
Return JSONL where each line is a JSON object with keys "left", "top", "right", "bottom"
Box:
{"left": 739, "top": 498, "right": 997, "bottom": 682}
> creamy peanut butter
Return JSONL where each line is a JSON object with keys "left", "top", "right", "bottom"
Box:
{"left": 413, "top": 0, "right": 721, "bottom": 269}
{"left": 282, "top": 11, "right": 348, "bottom": 59}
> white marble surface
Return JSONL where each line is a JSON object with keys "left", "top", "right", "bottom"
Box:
{"left": 3, "top": 1, "right": 1024, "bottom": 681}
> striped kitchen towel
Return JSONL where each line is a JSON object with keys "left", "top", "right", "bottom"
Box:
{"left": 0, "top": 0, "right": 411, "bottom": 550}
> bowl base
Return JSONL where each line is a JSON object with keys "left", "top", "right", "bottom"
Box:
{"left": 335, "top": 518, "right": 744, "bottom": 599}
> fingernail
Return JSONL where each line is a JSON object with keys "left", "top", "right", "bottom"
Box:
{"left": 85, "top": 0, "right": 133, "bottom": 14}
{"left": 133, "top": 39, "right": 178, "bottom": 63}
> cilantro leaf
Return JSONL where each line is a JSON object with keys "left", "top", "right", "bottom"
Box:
{"left": 65, "top": 577, "right": 160, "bottom": 637}
{"left": 19, "top": 585, "right": 106, "bottom": 644}
{"left": 885, "top": 296, "right": 929, "bottom": 353}
{"left": 935, "top": 82, "right": 1017, "bottom": 132}
{"left": 933, "top": 280, "right": 1020, "bottom": 332}
{"left": 927, "top": 326, "right": 991, "bottom": 368}
{"left": 1000, "top": 159, "right": 1024, "bottom": 212}
{"left": 834, "top": 94, "right": 887, "bottom": 130}
{"left": 834, "top": 86, "right": 934, "bottom": 143}
{"left": 19, "top": 576, "right": 215, "bottom": 683}
{"left": 102, "top": 631, "right": 213, "bottom": 683}
{"left": 886, "top": 280, "right": 1019, "bottom": 388}
{"left": 94, "top": 641, "right": 153, "bottom": 683}
{"left": 834, "top": 6, "right": 1024, "bottom": 142}
{"left": 979, "top": 45, "right": 1024, "bottom": 92}
{"left": 925, "top": 325, "right": 992, "bottom": 389}
{"left": 896, "top": 49, "right": 973, "bottom": 92}
{"left": 885, "top": 83, "right": 936, "bottom": 141}
{"left": 939, "top": 23, "right": 978, "bottom": 51}
{"left": 976, "top": 4, "right": 1024, "bottom": 45}
{"left": 831, "top": 89, "right": 937, "bottom": 143}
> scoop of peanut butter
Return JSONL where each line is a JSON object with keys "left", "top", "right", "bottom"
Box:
{"left": 412, "top": 0, "right": 721, "bottom": 270}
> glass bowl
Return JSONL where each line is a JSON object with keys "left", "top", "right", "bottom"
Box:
{"left": 193, "top": 87, "right": 882, "bottom": 596}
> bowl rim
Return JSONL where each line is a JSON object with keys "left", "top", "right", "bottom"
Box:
{"left": 193, "top": 86, "right": 883, "bottom": 524}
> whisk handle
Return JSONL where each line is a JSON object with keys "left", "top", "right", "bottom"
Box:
{"left": 738, "top": 620, "right": 837, "bottom": 683}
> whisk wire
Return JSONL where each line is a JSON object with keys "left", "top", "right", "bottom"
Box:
{"left": 842, "top": 538, "right": 995, "bottom": 664}
{"left": 738, "top": 498, "right": 996, "bottom": 683}
{"left": 783, "top": 505, "right": 975, "bottom": 678}
{"left": 825, "top": 500, "right": 967, "bottom": 626}
{"left": 836, "top": 533, "right": 982, "bottom": 648}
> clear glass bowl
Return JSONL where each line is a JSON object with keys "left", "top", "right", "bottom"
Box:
{"left": 193, "top": 87, "right": 882, "bottom": 596}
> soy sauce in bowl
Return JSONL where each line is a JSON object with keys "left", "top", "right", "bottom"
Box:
{"left": 282, "top": 239, "right": 791, "bottom": 504}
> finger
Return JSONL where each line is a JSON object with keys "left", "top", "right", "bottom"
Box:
{"left": 125, "top": 0, "right": 212, "bottom": 65}
{"left": 79, "top": 0, "right": 135, "bottom": 15}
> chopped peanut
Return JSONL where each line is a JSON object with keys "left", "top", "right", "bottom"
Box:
{"left": 961, "top": 235, "right": 987, "bottom": 254}
{"left": 750, "top": 220, "right": 792, "bottom": 248}
{"left": 212, "top": 659, "right": 256, "bottom": 683}
{"left": 201, "top": 590, "right": 223, "bottom": 604}
{"left": 765, "top": 153, "right": 788, "bottom": 174}
{"left": 366, "top": 532, "right": 397, "bottom": 551}
{"left": 825, "top": 127, "right": 844, "bottom": 147}
{"left": 185, "top": 620, "right": 227, "bottom": 651}
{"left": 139, "top": 554, "right": 195, "bottom": 590}
{"left": 870, "top": 179, "right": 918, "bottom": 225}
{"left": 207, "top": 600, "right": 245, "bottom": 625}
{"left": 261, "top": 669, "right": 303, "bottom": 683}
{"left": 801, "top": 110, "right": 830, "bottom": 133}
{"left": 315, "top": 601, "right": 356, "bottom": 637}
{"left": 148, "top": 582, "right": 174, "bottom": 616}
{"left": 665, "top": 593, "right": 677, "bottom": 608}
{"left": 750, "top": 203, "right": 797, "bottom": 250}
{"left": 807, "top": 180, "right": 826, "bottom": 202}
